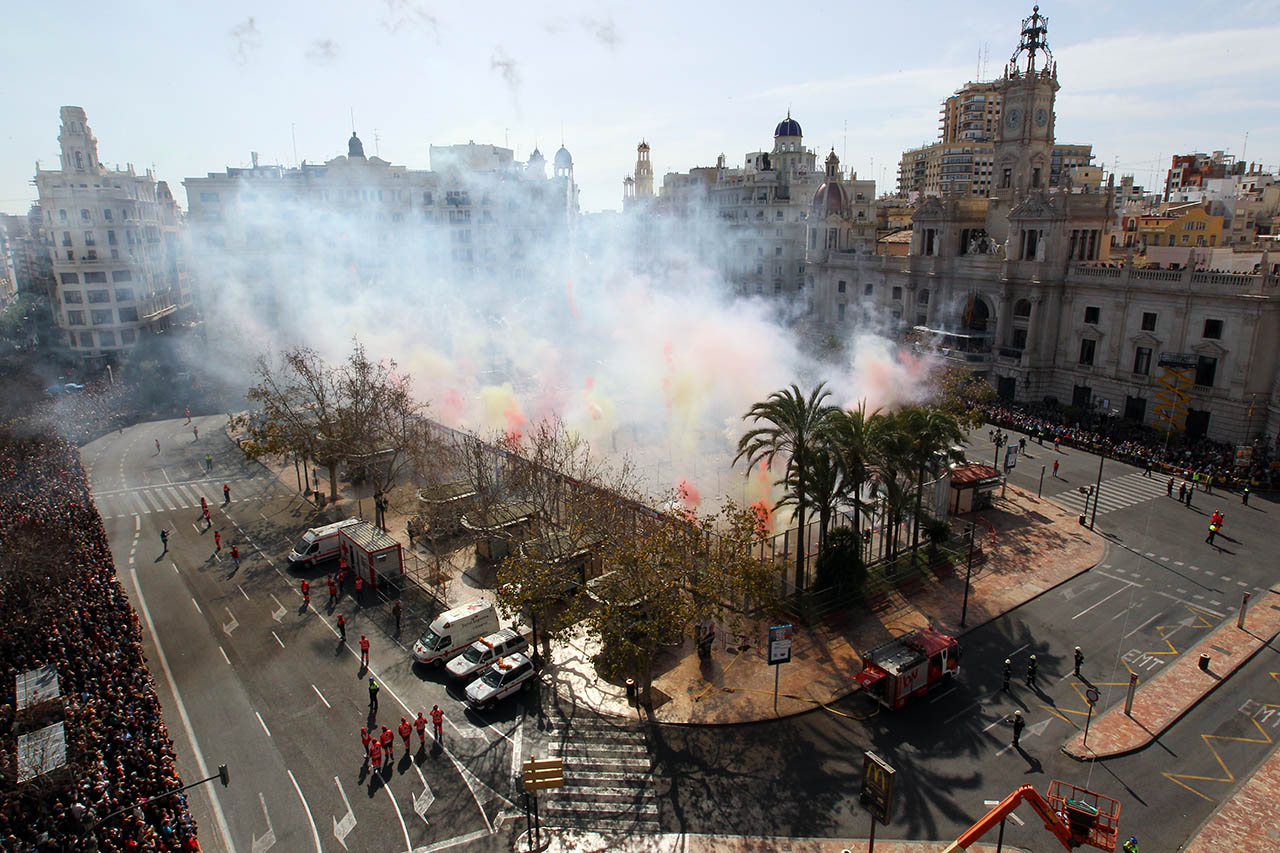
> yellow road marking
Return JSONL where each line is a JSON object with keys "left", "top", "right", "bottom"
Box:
{"left": 1164, "top": 707, "right": 1280, "bottom": 801}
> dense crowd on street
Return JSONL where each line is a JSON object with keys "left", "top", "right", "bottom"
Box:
{"left": 973, "top": 400, "right": 1278, "bottom": 487}
{"left": 0, "top": 434, "right": 199, "bottom": 852}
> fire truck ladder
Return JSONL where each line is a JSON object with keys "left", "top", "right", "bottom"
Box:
{"left": 1152, "top": 366, "right": 1194, "bottom": 434}
{"left": 942, "top": 780, "right": 1121, "bottom": 852}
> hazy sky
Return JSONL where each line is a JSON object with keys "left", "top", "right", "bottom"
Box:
{"left": 4, "top": 0, "right": 1279, "bottom": 215}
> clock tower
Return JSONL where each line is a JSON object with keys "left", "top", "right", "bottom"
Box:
{"left": 992, "top": 6, "right": 1059, "bottom": 206}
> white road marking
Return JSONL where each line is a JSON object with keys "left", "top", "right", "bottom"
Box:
{"left": 134, "top": 515, "right": 140, "bottom": 533}
{"left": 1095, "top": 570, "right": 1142, "bottom": 587}
{"left": 223, "top": 608, "right": 238, "bottom": 637}
{"left": 287, "top": 770, "right": 322, "bottom": 853}
{"left": 272, "top": 631, "right": 285, "bottom": 649}
{"left": 1072, "top": 583, "right": 1135, "bottom": 619}
{"left": 410, "top": 760, "right": 434, "bottom": 824}
{"left": 173, "top": 563, "right": 179, "bottom": 574}
{"left": 928, "top": 686, "right": 958, "bottom": 704}
{"left": 128, "top": 566, "right": 236, "bottom": 851}
{"left": 1151, "top": 590, "right": 1225, "bottom": 618}
{"left": 251, "top": 792, "right": 276, "bottom": 853}
{"left": 256, "top": 711, "right": 272, "bottom": 737}
{"left": 312, "top": 684, "right": 331, "bottom": 708}
{"left": 239, "top": 584, "right": 250, "bottom": 600}
{"left": 219, "top": 646, "right": 230, "bottom": 665}
{"left": 270, "top": 594, "right": 287, "bottom": 622}
{"left": 191, "top": 598, "right": 201, "bottom": 614}
{"left": 332, "top": 777, "right": 357, "bottom": 849}
{"left": 944, "top": 700, "right": 981, "bottom": 724}
{"left": 510, "top": 716, "right": 524, "bottom": 786}
{"left": 1123, "top": 610, "right": 1165, "bottom": 638}
{"left": 418, "top": 829, "right": 493, "bottom": 852}
{"left": 383, "top": 782, "right": 413, "bottom": 853}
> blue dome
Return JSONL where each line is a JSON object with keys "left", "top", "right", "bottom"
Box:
{"left": 774, "top": 113, "right": 802, "bottom": 138}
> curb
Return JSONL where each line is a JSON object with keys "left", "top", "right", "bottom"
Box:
{"left": 1059, "top": 615, "right": 1280, "bottom": 762}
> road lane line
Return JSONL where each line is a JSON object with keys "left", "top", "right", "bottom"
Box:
{"left": 1123, "top": 610, "right": 1165, "bottom": 638}
{"left": 256, "top": 711, "right": 272, "bottom": 736}
{"left": 382, "top": 782, "right": 412, "bottom": 853}
{"left": 943, "top": 700, "right": 980, "bottom": 724}
{"left": 1095, "top": 570, "right": 1142, "bottom": 587}
{"left": 272, "top": 631, "right": 285, "bottom": 648}
{"left": 929, "top": 686, "right": 958, "bottom": 704}
{"left": 239, "top": 584, "right": 250, "bottom": 600}
{"left": 1151, "top": 590, "right": 1226, "bottom": 618}
{"left": 192, "top": 598, "right": 202, "bottom": 614}
{"left": 220, "top": 646, "right": 231, "bottom": 665}
{"left": 134, "top": 515, "right": 140, "bottom": 533}
{"left": 162, "top": 467, "right": 171, "bottom": 484}
{"left": 286, "top": 769, "right": 322, "bottom": 853}
{"left": 128, "top": 566, "right": 236, "bottom": 851}
{"left": 312, "top": 684, "right": 331, "bottom": 708}
{"left": 1072, "top": 584, "right": 1134, "bottom": 619}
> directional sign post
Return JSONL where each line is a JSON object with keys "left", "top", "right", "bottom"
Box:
{"left": 1083, "top": 686, "right": 1100, "bottom": 748}
{"left": 521, "top": 757, "right": 563, "bottom": 851}
{"left": 859, "top": 751, "right": 896, "bottom": 853}
{"left": 768, "top": 624, "right": 793, "bottom": 714}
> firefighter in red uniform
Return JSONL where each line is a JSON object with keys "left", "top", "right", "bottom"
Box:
{"left": 369, "top": 739, "right": 382, "bottom": 772}
{"left": 360, "top": 727, "right": 371, "bottom": 758}
{"left": 327, "top": 574, "right": 338, "bottom": 602}
{"left": 337, "top": 613, "right": 346, "bottom": 641}
{"left": 354, "top": 574, "right": 364, "bottom": 604}
{"left": 398, "top": 717, "right": 412, "bottom": 751}
{"left": 300, "top": 579, "right": 310, "bottom": 609}
{"left": 213, "top": 530, "right": 221, "bottom": 552}
{"left": 414, "top": 712, "right": 428, "bottom": 748}
{"left": 430, "top": 704, "right": 444, "bottom": 741}
{"left": 380, "top": 726, "right": 394, "bottom": 761}
{"left": 359, "top": 634, "right": 369, "bottom": 665}
{"left": 200, "top": 495, "right": 207, "bottom": 512}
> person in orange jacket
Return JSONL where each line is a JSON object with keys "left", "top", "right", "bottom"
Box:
{"left": 359, "top": 634, "right": 369, "bottom": 665}
{"left": 369, "top": 739, "right": 382, "bottom": 771}
{"left": 398, "top": 717, "right": 412, "bottom": 751}
{"left": 360, "top": 726, "right": 371, "bottom": 759}
{"left": 300, "top": 579, "right": 310, "bottom": 609}
{"left": 414, "top": 712, "right": 428, "bottom": 748}
{"left": 430, "top": 704, "right": 444, "bottom": 741}
{"left": 380, "top": 726, "right": 394, "bottom": 761}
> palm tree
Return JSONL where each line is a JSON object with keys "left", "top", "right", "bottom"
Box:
{"left": 825, "top": 402, "right": 887, "bottom": 564}
{"left": 873, "top": 412, "right": 914, "bottom": 560}
{"left": 735, "top": 383, "right": 836, "bottom": 591}
{"left": 777, "top": 439, "right": 842, "bottom": 560}
{"left": 901, "top": 406, "right": 964, "bottom": 567}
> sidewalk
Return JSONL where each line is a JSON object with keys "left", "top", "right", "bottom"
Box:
{"left": 1181, "top": 734, "right": 1280, "bottom": 851}
{"left": 549, "top": 481, "right": 1104, "bottom": 724}
{"left": 535, "top": 830, "right": 1027, "bottom": 853}
{"left": 1062, "top": 590, "right": 1280, "bottom": 760}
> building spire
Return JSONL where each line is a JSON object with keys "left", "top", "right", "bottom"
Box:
{"left": 1010, "top": 5, "right": 1052, "bottom": 73}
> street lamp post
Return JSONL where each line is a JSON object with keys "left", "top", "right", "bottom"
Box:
{"left": 989, "top": 428, "right": 1007, "bottom": 471}
{"left": 960, "top": 523, "right": 975, "bottom": 628}
{"left": 1089, "top": 452, "right": 1104, "bottom": 529}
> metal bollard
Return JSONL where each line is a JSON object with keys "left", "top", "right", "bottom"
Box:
{"left": 625, "top": 678, "right": 637, "bottom": 705}
{"left": 1198, "top": 653, "right": 1210, "bottom": 672}
{"left": 1124, "top": 672, "right": 1138, "bottom": 717}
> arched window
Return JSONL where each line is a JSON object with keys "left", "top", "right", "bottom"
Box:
{"left": 1014, "top": 299, "right": 1032, "bottom": 317}
{"left": 74, "top": 151, "right": 84, "bottom": 169}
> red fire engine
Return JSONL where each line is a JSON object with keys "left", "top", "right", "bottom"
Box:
{"left": 852, "top": 627, "right": 960, "bottom": 709}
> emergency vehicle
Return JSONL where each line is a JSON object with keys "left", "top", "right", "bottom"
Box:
{"left": 288, "top": 518, "right": 362, "bottom": 567}
{"left": 464, "top": 652, "right": 536, "bottom": 709}
{"left": 852, "top": 627, "right": 960, "bottom": 709}
{"left": 445, "top": 628, "right": 530, "bottom": 680}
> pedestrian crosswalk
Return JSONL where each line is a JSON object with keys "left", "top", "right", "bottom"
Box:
{"left": 90, "top": 480, "right": 258, "bottom": 518}
{"left": 539, "top": 715, "right": 660, "bottom": 833}
{"left": 1051, "top": 470, "right": 1170, "bottom": 517}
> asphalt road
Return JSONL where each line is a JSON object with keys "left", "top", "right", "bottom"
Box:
{"left": 87, "top": 417, "right": 532, "bottom": 853}
{"left": 84, "top": 419, "right": 1280, "bottom": 850}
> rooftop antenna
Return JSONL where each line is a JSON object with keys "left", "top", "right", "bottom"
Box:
{"left": 982, "top": 42, "right": 989, "bottom": 80}
{"left": 505, "top": 127, "right": 509, "bottom": 148}
{"left": 976, "top": 44, "right": 981, "bottom": 81}
{"left": 1242, "top": 130, "right": 1249, "bottom": 162}
{"left": 291, "top": 122, "right": 298, "bottom": 167}
{"left": 350, "top": 108, "right": 355, "bottom": 133}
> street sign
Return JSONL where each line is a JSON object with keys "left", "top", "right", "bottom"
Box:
{"left": 522, "top": 757, "right": 563, "bottom": 791}
{"left": 768, "top": 624, "right": 793, "bottom": 665}
{"left": 1004, "top": 445, "right": 1018, "bottom": 471}
{"left": 1085, "top": 686, "right": 1100, "bottom": 705}
{"left": 859, "top": 751, "right": 896, "bottom": 825}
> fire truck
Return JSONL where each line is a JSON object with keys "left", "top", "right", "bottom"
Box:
{"left": 852, "top": 627, "right": 960, "bottom": 709}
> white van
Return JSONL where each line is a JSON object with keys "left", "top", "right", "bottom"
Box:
{"left": 288, "top": 518, "right": 362, "bottom": 568}
{"left": 412, "top": 600, "right": 500, "bottom": 666}
{"left": 464, "top": 653, "right": 536, "bottom": 709}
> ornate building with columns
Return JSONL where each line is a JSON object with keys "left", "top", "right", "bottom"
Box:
{"left": 805, "top": 7, "right": 1280, "bottom": 445}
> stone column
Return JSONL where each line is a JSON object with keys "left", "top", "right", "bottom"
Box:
{"left": 995, "top": 294, "right": 1012, "bottom": 348}
{"left": 1026, "top": 294, "right": 1044, "bottom": 364}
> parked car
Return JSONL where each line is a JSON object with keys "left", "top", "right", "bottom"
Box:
{"left": 445, "top": 628, "right": 529, "bottom": 681}
{"left": 464, "top": 653, "right": 536, "bottom": 709}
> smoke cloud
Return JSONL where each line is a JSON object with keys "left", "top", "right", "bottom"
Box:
{"left": 489, "top": 47, "right": 521, "bottom": 94}
{"left": 579, "top": 17, "right": 621, "bottom": 50}
{"left": 229, "top": 17, "right": 261, "bottom": 65}
{"left": 306, "top": 39, "right": 340, "bottom": 64}
{"left": 189, "top": 155, "right": 936, "bottom": 524}
{"left": 378, "top": 0, "right": 440, "bottom": 39}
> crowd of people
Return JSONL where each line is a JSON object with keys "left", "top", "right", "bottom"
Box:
{"left": 0, "top": 434, "right": 199, "bottom": 851}
{"left": 973, "top": 399, "right": 1278, "bottom": 488}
